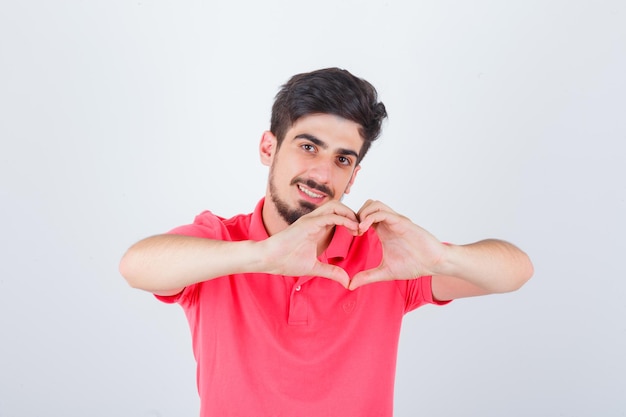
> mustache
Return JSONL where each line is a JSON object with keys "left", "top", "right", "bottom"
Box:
{"left": 291, "top": 177, "right": 334, "bottom": 198}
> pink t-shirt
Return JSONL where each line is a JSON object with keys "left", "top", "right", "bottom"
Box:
{"left": 156, "top": 199, "right": 447, "bottom": 417}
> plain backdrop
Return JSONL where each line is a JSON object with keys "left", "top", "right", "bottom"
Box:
{"left": 1, "top": 1, "right": 624, "bottom": 416}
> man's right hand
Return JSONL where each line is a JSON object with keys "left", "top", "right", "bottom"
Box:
{"left": 257, "top": 201, "right": 360, "bottom": 288}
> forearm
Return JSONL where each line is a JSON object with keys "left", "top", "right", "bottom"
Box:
{"left": 119, "top": 234, "right": 263, "bottom": 293}
{"left": 435, "top": 239, "right": 534, "bottom": 294}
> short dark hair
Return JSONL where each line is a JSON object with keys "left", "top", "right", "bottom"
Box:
{"left": 270, "top": 68, "right": 387, "bottom": 164}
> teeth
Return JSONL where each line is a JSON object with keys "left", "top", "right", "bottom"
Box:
{"left": 299, "top": 185, "right": 323, "bottom": 198}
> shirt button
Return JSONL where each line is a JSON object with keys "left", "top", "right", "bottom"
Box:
{"left": 295, "top": 285, "right": 302, "bottom": 292}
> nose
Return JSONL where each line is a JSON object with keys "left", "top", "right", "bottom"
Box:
{"left": 307, "top": 158, "right": 333, "bottom": 184}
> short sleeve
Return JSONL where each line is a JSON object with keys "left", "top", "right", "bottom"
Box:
{"left": 152, "top": 210, "right": 225, "bottom": 305}
{"left": 167, "top": 210, "right": 224, "bottom": 238}
{"left": 154, "top": 291, "right": 184, "bottom": 304}
{"left": 400, "top": 275, "right": 452, "bottom": 314}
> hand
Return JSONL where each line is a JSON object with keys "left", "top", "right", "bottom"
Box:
{"left": 259, "top": 201, "right": 360, "bottom": 288}
{"left": 348, "top": 200, "right": 446, "bottom": 290}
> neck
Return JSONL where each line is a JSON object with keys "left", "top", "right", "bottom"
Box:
{"left": 261, "top": 200, "right": 287, "bottom": 237}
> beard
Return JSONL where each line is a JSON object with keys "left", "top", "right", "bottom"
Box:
{"left": 269, "top": 175, "right": 316, "bottom": 225}
{"left": 268, "top": 171, "right": 334, "bottom": 225}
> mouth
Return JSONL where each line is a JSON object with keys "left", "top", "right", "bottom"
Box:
{"left": 297, "top": 184, "right": 326, "bottom": 200}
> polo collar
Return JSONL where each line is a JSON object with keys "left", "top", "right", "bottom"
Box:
{"left": 249, "top": 199, "right": 270, "bottom": 241}
{"left": 322, "top": 225, "right": 353, "bottom": 261}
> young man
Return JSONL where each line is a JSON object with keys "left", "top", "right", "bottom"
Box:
{"left": 120, "top": 68, "right": 533, "bottom": 417}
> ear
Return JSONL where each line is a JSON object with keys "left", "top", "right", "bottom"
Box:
{"left": 259, "top": 131, "right": 277, "bottom": 166}
{"left": 343, "top": 165, "right": 361, "bottom": 194}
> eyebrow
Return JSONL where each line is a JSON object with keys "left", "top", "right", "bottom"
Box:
{"left": 294, "top": 134, "right": 360, "bottom": 159}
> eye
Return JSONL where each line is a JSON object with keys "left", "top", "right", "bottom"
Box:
{"left": 301, "top": 143, "right": 315, "bottom": 152}
{"left": 337, "top": 156, "right": 352, "bottom": 166}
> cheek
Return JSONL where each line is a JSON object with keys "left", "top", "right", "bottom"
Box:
{"left": 271, "top": 157, "right": 301, "bottom": 183}
{"left": 342, "top": 168, "right": 359, "bottom": 192}
{"left": 283, "top": 157, "right": 308, "bottom": 176}
{"left": 332, "top": 173, "right": 349, "bottom": 192}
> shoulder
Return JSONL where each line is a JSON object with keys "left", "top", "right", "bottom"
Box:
{"left": 168, "top": 210, "right": 253, "bottom": 240}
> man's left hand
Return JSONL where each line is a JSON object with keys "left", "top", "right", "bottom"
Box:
{"left": 348, "top": 199, "right": 446, "bottom": 290}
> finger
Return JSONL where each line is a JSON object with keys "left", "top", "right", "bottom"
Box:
{"left": 356, "top": 199, "right": 376, "bottom": 219}
{"left": 356, "top": 200, "right": 394, "bottom": 219}
{"left": 314, "top": 201, "right": 359, "bottom": 223}
{"left": 358, "top": 209, "right": 396, "bottom": 233}
{"left": 311, "top": 212, "right": 360, "bottom": 234}
{"left": 356, "top": 201, "right": 398, "bottom": 232}
{"left": 355, "top": 200, "right": 379, "bottom": 232}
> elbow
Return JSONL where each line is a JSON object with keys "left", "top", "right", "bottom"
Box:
{"left": 119, "top": 247, "right": 179, "bottom": 295}
{"left": 504, "top": 252, "right": 534, "bottom": 293}
{"left": 119, "top": 251, "right": 143, "bottom": 290}
{"left": 519, "top": 251, "right": 535, "bottom": 287}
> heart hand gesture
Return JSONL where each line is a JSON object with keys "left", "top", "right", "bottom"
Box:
{"left": 349, "top": 200, "right": 446, "bottom": 290}
{"left": 260, "top": 199, "right": 445, "bottom": 290}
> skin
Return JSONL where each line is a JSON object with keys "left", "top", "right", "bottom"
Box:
{"left": 119, "top": 113, "right": 534, "bottom": 299}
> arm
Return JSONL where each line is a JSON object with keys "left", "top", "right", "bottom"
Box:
{"left": 119, "top": 202, "right": 361, "bottom": 295}
{"left": 348, "top": 200, "right": 534, "bottom": 298}
{"left": 119, "top": 235, "right": 262, "bottom": 296}
{"left": 430, "top": 239, "right": 534, "bottom": 301}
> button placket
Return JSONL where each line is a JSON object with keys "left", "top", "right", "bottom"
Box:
{"left": 287, "top": 280, "right": 308, "bottom": 325}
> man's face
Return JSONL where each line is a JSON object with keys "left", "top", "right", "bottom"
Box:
{"left": 260, "top": 113, "right": 363, "bottom": 229}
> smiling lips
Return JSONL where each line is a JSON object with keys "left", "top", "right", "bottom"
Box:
{"left": 292, "top": 177, "right": 334, "bottom": 201}
{"left": 298, "top": 184, "right": 325, "bottom": 199}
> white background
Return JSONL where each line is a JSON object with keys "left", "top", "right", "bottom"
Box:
{"left": 1, "top": 1, "right": 625, "bottom": 416}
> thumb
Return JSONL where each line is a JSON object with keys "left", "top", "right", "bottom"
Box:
{"left": 348, "top": 267, "right": 387, "bottom": 290}
{"left": 311, "top": 261, "right": 350, "bottom": 289}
